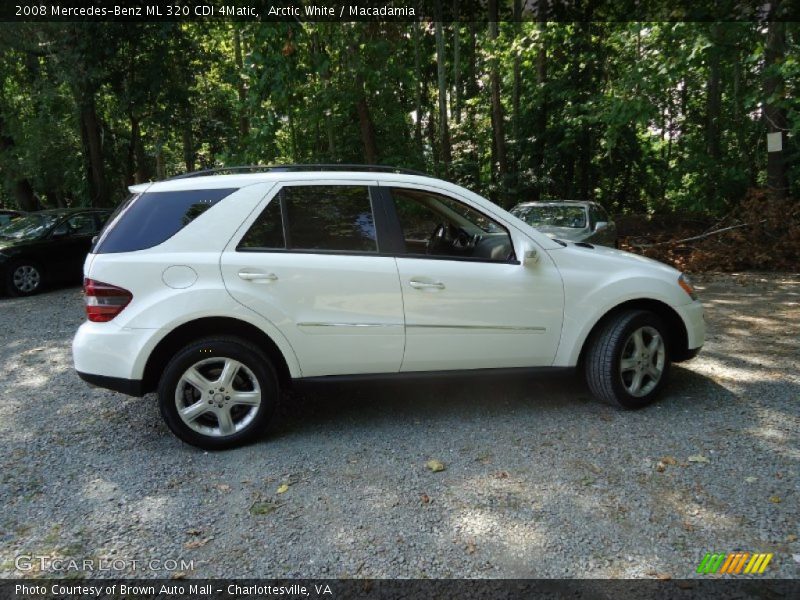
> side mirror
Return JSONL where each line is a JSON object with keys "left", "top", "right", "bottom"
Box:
{"left": 594, "top": 221, "right": 608, "bottom": 232}
{"left": 523, "top": 248, "right": 540, "bottom": 267}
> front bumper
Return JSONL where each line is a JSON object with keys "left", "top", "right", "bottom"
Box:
{"left": 77, "top": 371, "right": 145, "bottom": 396}
{"left": 674, "top": 299, "right": 705, "bottom": 356}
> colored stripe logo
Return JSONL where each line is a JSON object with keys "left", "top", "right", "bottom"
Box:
{"left": 697, "top": 552, "right": 773, "bottom": 574}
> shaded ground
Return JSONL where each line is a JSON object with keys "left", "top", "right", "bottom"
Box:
{"left": 0, "top": 272, "right": 797, "bottom": 579}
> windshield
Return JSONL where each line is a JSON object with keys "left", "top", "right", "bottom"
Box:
{"left": 0, "top": 213, "right": 59, "bottom": 240}
{"left": 512, "top": 205, "right": 587, "bottom": 229}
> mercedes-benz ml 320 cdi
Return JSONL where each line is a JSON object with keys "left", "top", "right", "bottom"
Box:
{"left": 73, "top": 166, "right": 704, "bottom": 449}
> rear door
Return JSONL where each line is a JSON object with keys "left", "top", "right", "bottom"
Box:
{"left": 220, "top": 181, "right": 405, "bottom": 377}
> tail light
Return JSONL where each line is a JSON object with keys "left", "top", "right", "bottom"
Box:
{"left": 84, "top": 278, "right": 132, "bottom": 322}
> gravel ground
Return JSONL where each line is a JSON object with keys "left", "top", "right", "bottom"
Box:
{"left": 0, "top": 272, "right": 798, "bottom": 579}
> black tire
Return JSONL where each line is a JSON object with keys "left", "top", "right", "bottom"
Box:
{"left": 6, "top": 260, "right": 44, "bottom": 296}
{"left": 584, "top": 310, "right": 671, "bottom": 409}
{"left": 158, "top": 336, "right": 278, "bottom": 450}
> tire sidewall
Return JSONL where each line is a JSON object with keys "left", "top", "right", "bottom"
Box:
{"left": 7, "top": 261, "right": 43, "bottom": 296}
{"left": 158, "top": 338, "right": 278, "bottom": 450}
{"left": 608, "top": 311, "right": 671, "bottom": 409}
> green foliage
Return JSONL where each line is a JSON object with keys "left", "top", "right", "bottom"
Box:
{"left": 0, "top": 21, "right": 797, "bottom": 214}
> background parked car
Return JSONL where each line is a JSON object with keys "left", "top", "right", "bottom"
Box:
{"left": 510, "top": 200, "right": 618, "bottom": 247}
{"left": 0, "top": 209, "right": 26, "bottom": 228}
{"left": 0, "top": 208, "right": 110, "bottom": 296}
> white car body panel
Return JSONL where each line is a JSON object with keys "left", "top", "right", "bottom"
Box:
{"left": 72, "top": 170, "right": 705, "bottom": 394}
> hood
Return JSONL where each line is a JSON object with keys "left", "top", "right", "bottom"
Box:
{"left": 0, "top": 236, "right": 42, "bottom": 252}
{"left": 533, "top": 225, "right": 588, "bottom": 241}
{"left": 551, "top": 238, "right": 680, "bottom": 278}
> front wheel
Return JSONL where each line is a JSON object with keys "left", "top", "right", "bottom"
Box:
{"left": 584, "top": 310, "right": 670, "bottom": 409}
{"left": 158, "top": 337, "right": 278, "bottom": 450}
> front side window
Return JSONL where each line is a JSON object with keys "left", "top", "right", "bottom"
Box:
{"left": 238, "top": 185, "right": 377, "bottom": 253}
{"left": 390, "top": 188, "right": 515, "bottom": 262}
{"left": 66, "top": 213, "right": 99, "bottom": 235}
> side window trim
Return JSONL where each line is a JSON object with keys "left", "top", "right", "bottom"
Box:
{"left": 279, "top": 191, "right": 292, "bottom": 249}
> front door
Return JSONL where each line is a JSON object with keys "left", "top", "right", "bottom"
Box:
{"left": 383, "top": 185, "right": 564, "bottom": 371}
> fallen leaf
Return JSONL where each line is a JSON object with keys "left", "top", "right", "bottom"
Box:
{"left": 420, "top": 493, "right": 430, "bottom": 504}
{"left": 688, "top": 455, "right": 710, "bottom": 463}
{"left": 682, "top": 521, "right": 694, "bottom": 532}
{"left": 185, "top": 528, "right": 202, "bottom": 536}
{"left": 786, "top": 534, "right": 797, "bottom": 542}
{"left": 276, "top": 484, "right": 290, "bottom": 494}
{"left": 426, "top": 459, "right": 446, "bottom": 473}
{"left": 745, "top": 476, "right": 757, "bottom": 483}
{"left": 184, "top": 537, "right": 211, "bottom": 549}
{"left": 171, "top": 572, "right": 187, "bottom": 580}
{"left": 214, "top": 484, "right": 231, "bottom": 492}
{"left": 661, "top": 456, "right": 677, "bottom": 465}
{"left": 769, "top": 496, "right": 781, "bottom": 504}
{"left": 494, "top": 471, "right": 509, "bottom": 479}
{"left": 647, "top": 571, "right": 671, "bottom": 580}
{"left": 655, "top": 461, "right": 667, "bottom": 473}
{"left": 465, "top": 540, "right": 477, "bottom": 554}
{"left": 250, "top": 500, "right": 278, "bottom": 516}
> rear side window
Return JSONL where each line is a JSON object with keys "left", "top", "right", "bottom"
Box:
{"left": 238, "top": 185, "right": 377, "bottom": 253}
{"left": 94, "top": 188, "right": 237, "bottom": 253}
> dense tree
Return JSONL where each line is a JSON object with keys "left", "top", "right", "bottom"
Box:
{"left": 0, "top": 20, "right": 797, "bottom": 214}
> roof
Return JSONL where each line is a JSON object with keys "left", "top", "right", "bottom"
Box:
{"left": 130, "top": 169, "right": 445, "bottom": 194}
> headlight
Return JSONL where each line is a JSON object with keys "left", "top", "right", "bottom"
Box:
{"left": 678, "top": 273, "right": 698, "bottom": 300}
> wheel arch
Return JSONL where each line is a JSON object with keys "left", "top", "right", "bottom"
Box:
{"left": 142, "top": 317, "right": 294, "bottom": 394}
{"left": 576, "top": 298, "right": 690, "bottom": 368}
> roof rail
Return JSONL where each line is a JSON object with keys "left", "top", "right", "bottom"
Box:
{"left": 168, "top": 164, "right": 430, "bottom": 180}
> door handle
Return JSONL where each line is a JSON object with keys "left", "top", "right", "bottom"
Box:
{"left": 409, "top": 279, "right": 445, "bottom": 290}
{"left": 238, "top": 270, "right": 278, "bottom": 282}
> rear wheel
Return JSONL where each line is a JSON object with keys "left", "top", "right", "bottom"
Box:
{"left": 6, "top": 261, "right": 43, "bottom": 296}
{"left": 584, "top": 310, "right": 670, "bottom": 409}
{"left": 158, "top": 337, "right": 278, "bottom": 450}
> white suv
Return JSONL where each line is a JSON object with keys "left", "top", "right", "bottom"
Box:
{"left": 72, "top": 166, "right": 704, "bottom": 449}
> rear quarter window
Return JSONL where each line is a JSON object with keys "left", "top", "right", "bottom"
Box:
{"left": 94, "top": 188, "right": 237, "bottom": 253}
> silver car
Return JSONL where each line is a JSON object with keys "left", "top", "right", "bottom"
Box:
{"left": 510, "top": 200, "right": 618, "bottom": 247}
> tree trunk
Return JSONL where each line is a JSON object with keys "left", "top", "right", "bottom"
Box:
{"left": 130, "top": 116, "right": 149, "bottom": 184}
{"left": 182, "top": 120, "right": 195, "bottom": 173}
{"left": 466, "top": 22, "right": 480, "bottom": 187}
{"left": 13, "top": 180, "right": 38, "bottom": 211}
{"left": 413, "top": 21, "right": 423, "bottom": 151}
{"left": 452, "top": 17, "right": 461, "bottom": 125}
{"left": 355, "top": 74, "right": 379, "bottom": 164}
{"left": 233, "top": 23, "right": 249, "bottom": 145}
{"left": 764, "top": 11, "right": 789, "bottom": 199}
{"left": 155, "top": 142, "right": 166, "bottom": 180}
{"left": 435, "top": 20, "right": 451, "bottom": 170}
{"left": 511, "top": 0, "right": 522, "bottom": 175}
{"left": 706, "top": 24, "right": 722, "bottom": 163}
{"left": 0, "top": 116, "right": 37, "bottom": 211}
{"left": 488, "top": 0, "right": 507, "bottom": 199}
{"left": 532, "top": 12, "right": 548, "bottom": 200}
{"left": 79, "top": 96, "right": 109, "bottom": 207}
